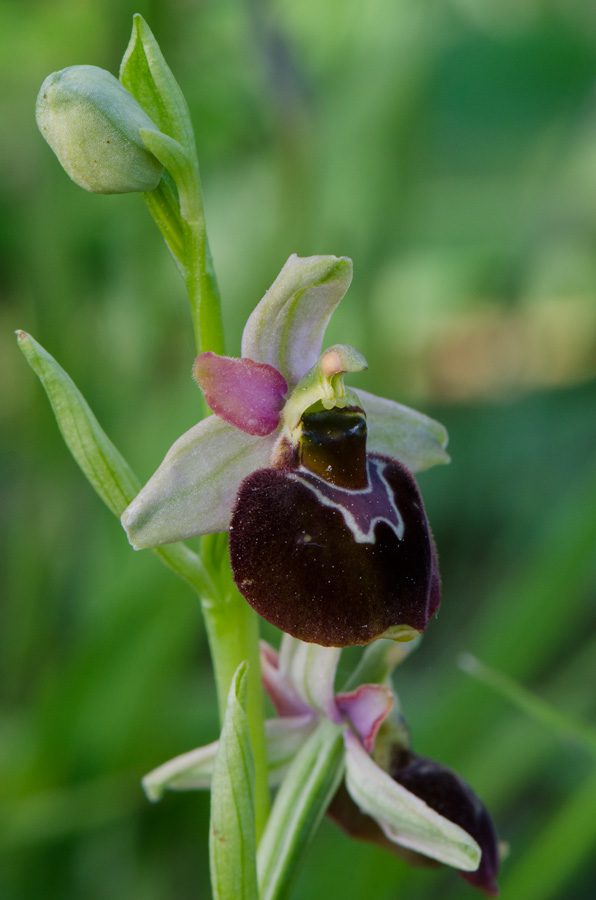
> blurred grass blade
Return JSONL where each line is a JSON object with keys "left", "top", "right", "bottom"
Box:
{"left": 459, "top": 653, "right": 596, "bottom": 758}
{"left": 17, "top": 330, "right": 215, "bottom": 596}
{"left": 209, "top": 662, "right": 258, "bottom": 900}
{"left": 258, "top": 719, "right": 345, "bottom": 900}
{"left": 501, "top": 767, "right": 596, "bottom": 900}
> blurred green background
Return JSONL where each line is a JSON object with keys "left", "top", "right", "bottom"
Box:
{"left": 2, "top": 0, "right": 596, "bottom": 898}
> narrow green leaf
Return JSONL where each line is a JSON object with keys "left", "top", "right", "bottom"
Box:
{"left": 18, "top": 330, "right": 139, "bottom": 517}
{"left": 17, "top": 330, "right": 215, "bottom": 597}
{"left": 258, "top": 719, "right": 345, "bottom": 900}
{"left": 119, "top": 14, "right": 195, "bottom": 154}
{"left": 140, "top": 128, "right": 199, "bottom": 222}
{"left": 210, "top": 662, "right": 258, "bottom": 900}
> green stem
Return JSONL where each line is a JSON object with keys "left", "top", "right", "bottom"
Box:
{"left": 182, "top": 218, "right": 225, "bottom": 356}
{"left": 176, "top": 162, "right": 267, "bottom": 839}
{"left": 146, "top": 138, "right": 268, "bottom": 840}
{"left": 143, "top": 177, "right": 185, "bottom": 264}
{"left": 182, "top": 204, "right": 269, "bottom": 830}
{"left": 200, "top": 550, "right": 270, "bottom": 840}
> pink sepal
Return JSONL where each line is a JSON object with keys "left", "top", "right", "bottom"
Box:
{"left": 336, "top": 684, "right": 394, "bottom": 753}
{"left": 193, "top": 352, "right": 287, "bottom": 436}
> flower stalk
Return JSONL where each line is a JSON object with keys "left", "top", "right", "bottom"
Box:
{"left": 200, "top": 543, "right": 271, "bottom": 836}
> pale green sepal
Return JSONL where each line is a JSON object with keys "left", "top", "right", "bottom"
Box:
{"left": 241, "top": 255, "right": 353, "bottom": 387}
{"left": 120, "top": 14, "right": 195, "bottom": 154}
{"left": 344, "top": 731, "right": 481, "bottom": 871}
{"left": 278, "top": 636, "right": 341, "bottom": 724}
{"left": 142, "top": 713, "right": 316, "bottom": 800}
{"left": 356, "top": 388, "right": 450, "bottom": 472}
{"left": 143, "top": 739, "right": 219, "bottom": 800}
{"left": 258, "top": 719, "right": 345, "bottom": 900}
{"left": 17, "top": 331, "right": 215, "bottom": 596}
{"left": 121, "top": 416, "right": 276, "bottom": 548}
{"left": 210, "top": 662, "right": 259, "bottom": 900}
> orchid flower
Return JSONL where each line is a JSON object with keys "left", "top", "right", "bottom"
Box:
{"left": 143, "top": 636, "right": 500, "bottom": 896}
{"left": 122, "top": 255, "right": 449, "bottom": 647}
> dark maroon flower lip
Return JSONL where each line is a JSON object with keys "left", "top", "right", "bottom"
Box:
{"left": 229, "top": 447, "right": 440, "bottom": 648}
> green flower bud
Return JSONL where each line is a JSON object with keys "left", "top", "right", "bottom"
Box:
{"left": 36, "top": 65, "right": 164, "bottom": 194}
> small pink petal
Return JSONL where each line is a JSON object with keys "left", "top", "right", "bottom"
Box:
{"left": 259, "top": 640, "right": 312, "bottom": 718}
{"left": 193, "top": 352, "right": 287, "bottom": 436}
{"left": 336, "top": 684, "right": 394, "bottom": 753}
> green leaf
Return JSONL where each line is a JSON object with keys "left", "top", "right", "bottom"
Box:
{"left": 209, "top": 662, "right": 259, "bottom": 900}
{"left": 17, "top": 330, "right": 215, "bottom": 597}
{"left": 119, "top": 14, "right": 195, "bottom": 154}
{"left": 258, "top": 719, "right": 345, "bottom": 900}
{"left": 139, "top": 127, "right": 199, "bottom": 222}
{"left": 18, "top": 330, "right": 139, "bottom": 517}
{"left": 119, "top": 17, "right": 204, "bottom": 226}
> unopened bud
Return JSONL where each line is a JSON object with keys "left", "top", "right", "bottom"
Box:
{"left": 36, "top": 65, "right": 163, "bottom": 194}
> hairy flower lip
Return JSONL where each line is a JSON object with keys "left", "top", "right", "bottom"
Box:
{"left": 229, "top": 451, "right": 440, "bottom": 647}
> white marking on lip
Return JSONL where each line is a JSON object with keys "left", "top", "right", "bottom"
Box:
{"left": 289, "top": 459, "right": 404, "bottom": 544}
